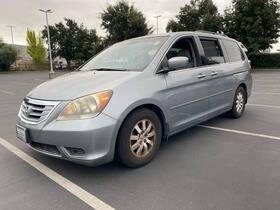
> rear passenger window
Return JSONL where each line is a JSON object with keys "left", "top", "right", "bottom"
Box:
{"left": 200, "top": 39, "right": 225, "bottom": 65}
{"left": 223, "top": 40, "right": 245, "bottom": 62}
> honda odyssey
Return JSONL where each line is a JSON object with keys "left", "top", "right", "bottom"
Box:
{"left": 16, "top": 31, "right": 252, "bottom": 167}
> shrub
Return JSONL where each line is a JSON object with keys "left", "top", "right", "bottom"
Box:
{"left": 0, "top": 43, "right": 17, "bottom": 71}
{"left": 249, "top": 53, "right": 280, "bottom": 69}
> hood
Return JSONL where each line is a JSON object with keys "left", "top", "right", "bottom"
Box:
{"left": 27, "top": 71, "right": 138, "bottom": 101}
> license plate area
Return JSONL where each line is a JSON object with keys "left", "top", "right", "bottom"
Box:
{"left": 16, "top": 125, "right": 29, "bottom": 143}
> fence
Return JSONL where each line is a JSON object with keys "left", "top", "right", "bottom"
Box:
{"left": 15, "top": 62, "right": 50, "bottom": 71}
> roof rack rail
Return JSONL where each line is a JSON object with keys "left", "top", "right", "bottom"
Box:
{"left": 195, "top": 30, "right": 228, "bottom": 37}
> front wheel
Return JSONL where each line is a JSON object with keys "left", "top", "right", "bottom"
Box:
{"left": 117, "top": 108, "right": 162, "bottom": 168}
{"left": 228, "top": 86, "right": 247, "bottom": 118}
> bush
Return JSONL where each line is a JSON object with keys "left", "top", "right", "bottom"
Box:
{"left": 249, "top": 53, "right": 280, "bottom": 69}
{"left": 0, "top": 44, "right": 17, "bottom": 71}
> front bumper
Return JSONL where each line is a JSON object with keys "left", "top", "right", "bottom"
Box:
{"left": 17, "top": 113, "right": 118, "bottom": 166}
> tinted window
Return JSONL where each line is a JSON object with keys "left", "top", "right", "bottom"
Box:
{"left": 200, "top": 39, "right": 225, "bottom": 65}
{"left": 223, "top": 40, "right": 245, "bottom": 62}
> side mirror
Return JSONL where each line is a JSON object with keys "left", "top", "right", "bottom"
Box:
{"left": 168, "top": 56, "right": 189, "bottom": 71}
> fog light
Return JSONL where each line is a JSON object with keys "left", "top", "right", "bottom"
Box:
{"left": 65, "top": 147, "right": 85, "bottom": 156}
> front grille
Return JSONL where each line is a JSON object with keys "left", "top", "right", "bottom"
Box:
{"left": 19, "top": 98, "right": 59, "bottom": 124}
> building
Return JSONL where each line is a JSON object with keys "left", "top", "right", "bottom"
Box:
{"left": 11, "top": 44, "right": 32, "bottom": 62}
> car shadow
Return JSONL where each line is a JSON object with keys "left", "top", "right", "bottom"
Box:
{"left": 30, "top": 115, "right": 227, "bottom": 174}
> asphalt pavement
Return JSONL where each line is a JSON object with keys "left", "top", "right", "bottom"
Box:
{"left": 0, "top": 70, "right": 280, "bottom": 210}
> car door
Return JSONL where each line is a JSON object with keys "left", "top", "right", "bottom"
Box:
{"left": 198, "top": 37, "right": 234, "bottom": 118}
{"left": 161, "top": 36, "right": 211, "bottom": 133}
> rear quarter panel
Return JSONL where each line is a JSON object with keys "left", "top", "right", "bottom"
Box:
{"left": 220, "top": 38, "right": 252, "bottom": 101}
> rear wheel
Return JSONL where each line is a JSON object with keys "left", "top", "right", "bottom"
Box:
{"left": 117, "top": 108, "right": 162, "bottom": 168}
{"left": 228, "top": 86, "right": 247, "bottom": 118}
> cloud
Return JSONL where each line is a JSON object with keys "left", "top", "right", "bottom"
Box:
{"left": 0, "top": 0, "right": 278, "bottom": 51}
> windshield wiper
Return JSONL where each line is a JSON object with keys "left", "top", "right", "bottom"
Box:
{"left": 90, "top": 68, "right": 129, "bottom": 72}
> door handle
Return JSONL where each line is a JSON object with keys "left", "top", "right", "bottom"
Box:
{"left": 210, "top": 71, "right": 218, "bottom": 76}
{"left": 197, "top": 73, "right": 206, "bottom": 79}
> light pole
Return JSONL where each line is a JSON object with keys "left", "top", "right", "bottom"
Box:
{"left": 7, "top": 26, "right": 15, "bottom": 45}
{"left": 39, "top": 9, "right": 55, "bottom": 79}
{"left": 7, "top": 26, "right": 17, "bottom": 67}
{"left": 154, "top": 15, "right": 161, "bottom": 34}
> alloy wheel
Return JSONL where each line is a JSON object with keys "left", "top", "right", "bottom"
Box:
{"left": 235, "top": 92, "right": 244, "bottom": 113}
{"left": 129, "top": 119, "right": 156, "bottom": 158}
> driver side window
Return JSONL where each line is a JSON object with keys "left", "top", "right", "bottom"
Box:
{"left": 162, "top": 37, "right": 196, "bottom": 70}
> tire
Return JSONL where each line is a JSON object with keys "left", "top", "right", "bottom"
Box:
{"left": 117, "top": 108, "right": 162, "bottom": 168}
{"left": 228, "top": 86, "right": 247, "bottom": 118}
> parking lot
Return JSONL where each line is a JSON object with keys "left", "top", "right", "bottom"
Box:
{"left": 0, "top": 70, "right": 280, "bottom": 210}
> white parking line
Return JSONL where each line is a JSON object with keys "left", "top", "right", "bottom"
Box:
{"left": 0, "top": 89, "right": 14, "bottom": 95}
{"left": 252, "top": 92, "right": 280, "bottom": 95}
{"left": 253, "top": 85, "right": 280, "bottom": 88}
{"left": 34, "top": 78, "right": 47, "bottom": 82}
{"left": 254, "top": 80, "right": 280, "bottom": 82}
{"left": 199, "top": 125, "right": 280, "bottom": 141}
{"left": 253, "top": 75, "right": 280, "bottom": 77}
{"left": 253, "top": 76, "right": 279, "bottom": 82}
{"left": 0, "top": 137, "right": 114, "bottom": 210}
{"left": 6, "top": 81, "right": 37, "bottom": 86}
{"left": 248, "top": 103, "right": 280, "bottom": 109}
{"left": 14, "top": 81, "right": 36, "bottom": 85}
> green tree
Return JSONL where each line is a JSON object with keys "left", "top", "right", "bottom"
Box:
{"left": 26, "top": 29, "right": 46, "bottom": 63}
{"left": 223, "top": 0, "right": 280, "bottom": 54}
{"left": 42, "top": 19, "right": 99, "bottom": 69}
{"left": 222, "top": 8, "right": 236, "bottom": 38}
{"left": 199, "top": 0, "right": 223, "bottom": 31}
{"left": 74, "top": 26, "right": 99, "bottom": 63}
{"left": 101, "top": 1, "right": 152, "bottom": 45}
{"left": 166, "top": 0, "right": 222, "bottom": 32}
{"left": 0, "top": 41, "right": 17, "bottom": 71}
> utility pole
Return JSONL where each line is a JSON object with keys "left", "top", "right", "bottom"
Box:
{"left": 7, "top": 26, "right": 15, "bottom": 45}
{"left": 39, "top": 9, "right": 55, "bottom": 79}
{"left": 154, "top": 15, "right": 161, "bottom": 34}
{"left": 7, "top": 26, "right": 17, "bottom": 68}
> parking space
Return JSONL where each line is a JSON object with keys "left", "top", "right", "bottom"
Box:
{"left": 0, "top": 145, "right": 92, "bottom": 210}
{"left": 0, "top": 70, "right": 280, "bottom": 210}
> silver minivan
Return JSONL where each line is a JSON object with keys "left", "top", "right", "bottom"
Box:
{"left": 16, "top": 31, "right": 252, "bottom": 167}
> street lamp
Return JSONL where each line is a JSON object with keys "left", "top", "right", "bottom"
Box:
{"left": 39, "top": 9, "right": 55, "bottom": 79}
{"left": 7, "top": 25, "right": 16, "bottom": 68}
{"left": 7, "top": 25, "right": 15, "bottom": 46}
{"left": 154, "top": 15, "right": 161, "bottom": 34}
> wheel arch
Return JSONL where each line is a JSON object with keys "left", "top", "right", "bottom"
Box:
{"left": 113, "top": 102, "right": 169, "bottom": 159}
{"left": 131, "top": 104, "right": 169, "bottom": 140}
{"left": 238, "top": 83, "right": 248, "bottom": 103}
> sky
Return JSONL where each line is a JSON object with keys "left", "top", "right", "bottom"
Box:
{"left": 0, "top": 0, "right": 279, "bottom": 51}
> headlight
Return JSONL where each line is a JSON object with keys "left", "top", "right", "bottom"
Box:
{"left": 57, "top": 90, "right": 113, "bottom": 121}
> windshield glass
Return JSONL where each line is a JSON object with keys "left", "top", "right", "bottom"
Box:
{"left": 80, "top": 36, "right": 168, "bottom": 71}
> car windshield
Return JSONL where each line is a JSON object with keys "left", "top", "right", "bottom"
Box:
{"left": 80, "top": 36, "right": 168, "bottom": 72}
